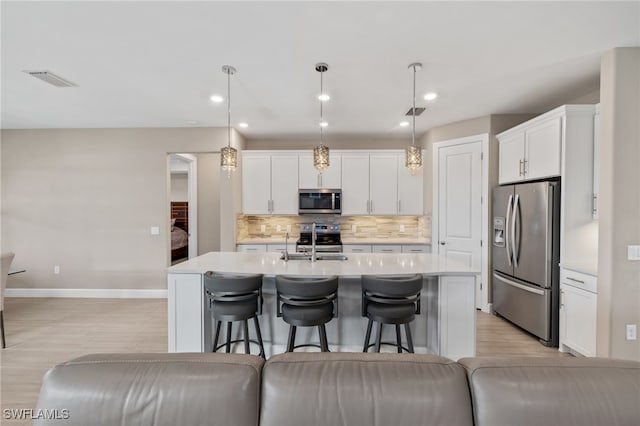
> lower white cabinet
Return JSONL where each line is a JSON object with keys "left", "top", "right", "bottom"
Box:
{"left": 344, "top": 244, "right": 430, "bottom": 254}
{"left": 236, "top": 244, "right": 267, "bottom": 253}
{"left": 559, "top": 268, "right": 597, "bottom": 356}
{"left": 402, "top": 245, "right": 431, "bottom": 253}
{"left": 372, "top": 245, "right": 402, "bottom": 253}
{"left": 343, "top": 244, "right": 373, "bottom": 253}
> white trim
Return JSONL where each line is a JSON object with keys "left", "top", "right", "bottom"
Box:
{"left": 432, "top": 133, "right": 490, "bottom": 313}
{"left": 5, "top": 288, "right": 167, "bottom": 299}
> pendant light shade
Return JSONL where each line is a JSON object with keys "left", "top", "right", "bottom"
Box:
{"left": 405, "top": 62, "right": 423, "bottom": 171}
{"left": 313, "top": 63, "right": 330, "bottom": 172}
{"left": 220, "top": 65, "right": 238, "bottom": 174}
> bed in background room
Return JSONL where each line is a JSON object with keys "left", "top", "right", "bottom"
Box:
{"left": 171, "top": 201, "right": 189, "bottom": 263}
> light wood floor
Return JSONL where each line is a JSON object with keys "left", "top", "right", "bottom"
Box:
{"left": 0, "top": 298, "right": 567, "bottom": 424}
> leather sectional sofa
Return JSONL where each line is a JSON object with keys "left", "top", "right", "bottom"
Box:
{"left": 35, "top": 352, "right": 639, "bottom": 426}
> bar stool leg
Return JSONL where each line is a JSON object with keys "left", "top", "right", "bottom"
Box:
{"left": 253, "top": 316, "right": 265, "bottom": 359}
{"left": 318, "top": 325, "right": 329, "bottom": 352}
{"left": 395, "top": 324, "right": 403, "bottom": 353}
{"left": 226, "top": 322, "right": 232, "bottom": 353}
{"left": 287, "top": 325, "right": 297, "bottom": 352}
{"left": 375, "top": 322, "right": 383, "bottom": 353}
{"left": 404, "top": 323, "right": 414, "bottom": 353}
{"left": 243, "top": 320, "right": 250, "bottom": 354}
{"left": 363, "top": 318, "right": 373, "bottom": 352}
{"left": 213, "top": 320, "right": 222, "bottom": 352}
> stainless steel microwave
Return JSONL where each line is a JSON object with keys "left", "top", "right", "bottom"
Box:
{"left": 298, "top": 189, "right": 342, "bottom": 214}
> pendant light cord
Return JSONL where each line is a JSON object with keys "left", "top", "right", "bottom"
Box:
{"left": 227, "top": 70, "right": 231, "bottom": 149}
{"left": 320, "top": 69, "right": 324, "bottom": 144}
{"left": 412, "top": 64, "right": 416, "bottom": 147}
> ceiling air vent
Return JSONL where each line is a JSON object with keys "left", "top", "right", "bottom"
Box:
{"left": 405, "top": 107, "right": 425, "bottom": 116}
{"left": 23, "top": 70, "right": 77, "bottom": 87}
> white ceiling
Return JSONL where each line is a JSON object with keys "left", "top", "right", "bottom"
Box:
{"left": 2, "top": 1, "right": 639, "bottom": 139}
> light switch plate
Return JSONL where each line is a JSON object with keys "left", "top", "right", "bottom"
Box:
{"left": 628, "top": 245, "right": 640, "bottom": 260}
{"left": 626, "top": 324, "right": 637, "bottom": 340}
{"left": 260, "top": 224, "right": 266, "bottom": 233}
{"left": 150, "top": 226, "right": 160, "bottom": 235}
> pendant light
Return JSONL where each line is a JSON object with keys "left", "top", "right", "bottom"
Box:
{"left": 313, "top": 62, "right": 330, "bottom": 172}
{"left": 220, "top": 65, "right": 238, "bottom": 175}
{"left": 405, "top": 62, "right": 422, "bottom": 171}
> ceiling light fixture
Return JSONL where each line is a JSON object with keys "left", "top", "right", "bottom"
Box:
{"left": 313, "top": 62, "right": 330, "bottom": 172}
{"left": 238, "top": 122, "right": 249, "bottom": 128}
{"left": 405, "top": 62, "right": 423, "bottom": 172}
{"left": 220, "top": 65, "right": 238, "bottom": 176}
{"left": 210, "top": 95, "right": 224, "bottom": 103}
{"left": 318, "top": 93, "right": 330, "bottom": 101}
{"left": 399, "top": 121, "right": 409, "bottom": 127}
{"left": 424, "top": 92, "right": 438, "bottom": 101}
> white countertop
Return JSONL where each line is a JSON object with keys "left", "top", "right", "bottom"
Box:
{"left": 168, "top": 251, "right": 477, "bottom": 278}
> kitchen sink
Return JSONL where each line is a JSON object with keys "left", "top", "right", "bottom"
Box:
{"left": 280, "top": 252, "right": 348, "bottom": 261}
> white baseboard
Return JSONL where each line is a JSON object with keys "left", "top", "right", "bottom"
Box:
{"left": 5, "top": 288, "right": 167, "bottom": 299}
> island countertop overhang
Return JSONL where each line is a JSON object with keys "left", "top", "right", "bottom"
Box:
{"left": 167, "top": 251, "right": 478, "bottom": 278}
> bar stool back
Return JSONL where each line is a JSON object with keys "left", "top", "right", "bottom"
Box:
{"left": 204, "top": 271, "right": 265, "bottom": 358}
{"left": 361, "top": 274, "right": 422, "bottom": 353}
{"left": 275, "top": 275, "right": 339, "bottom": 352}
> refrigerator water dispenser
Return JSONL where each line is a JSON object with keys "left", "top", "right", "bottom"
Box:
{"left": 493, "top": 217, "right": 505, "bottom": 247}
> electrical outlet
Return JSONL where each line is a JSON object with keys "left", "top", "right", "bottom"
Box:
{"left": 351, "top": 224, "right": 357, "bottom": 233}
{"left": 286, "top": 224, "right": 292, "bottom": 233}
{"left": 626, "top": 324, "right": 637, "bottom": 340}
{"left": 54, "top": 265, "right": 60, "bottom": 275}
{"left": 399, "top": 224, "right": 406, "bottom": 233}
{"left": 627, "top": 245, "right": 640, "bottom": 260}
{"left": 276, "top": 225, "right": 282, "bottom": 232}
{"left": 260, "top": 224, "right": 266, "bottom": 233}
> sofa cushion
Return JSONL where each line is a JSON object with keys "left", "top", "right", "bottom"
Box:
{"left": 35, "top": 353, "right": 264, "bottom": 426}
{"left": 260, "top": 352, "right": 474, "bottom": 426}
{"left": 459, "top": 357, "right": 640, "bottom": 426}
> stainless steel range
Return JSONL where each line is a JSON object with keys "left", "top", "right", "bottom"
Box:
{"left": 296, "top": 223, "right": 342, "bottom": 253}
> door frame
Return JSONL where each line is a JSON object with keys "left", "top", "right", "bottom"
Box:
{"left": 432, "top": 134, "right": 489, "bottom": 312}
{"left": 169, "top": 153, "right": 198, "bottom": 260}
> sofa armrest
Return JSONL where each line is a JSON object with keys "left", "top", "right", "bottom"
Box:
{"left": 459, "top": 357, "right": 640, "bottom": 426}
{"left": 35, "top": 353, "right": 264, "bottom": 426}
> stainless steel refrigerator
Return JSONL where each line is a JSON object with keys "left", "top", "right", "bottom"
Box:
{"left": 492, "top": 180, "right": 560, "bottom": 347}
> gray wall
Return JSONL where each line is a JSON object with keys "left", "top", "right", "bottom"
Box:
{"left": 170, "top": 174, "right": 188, "bottom": 201}
{"left": 197, "top": 153, "right": 221, "bottom": 254}
{"left": 1, "top": 127, "right": 243, "bottom": 290}
{"left": 597, "top": 47, "right": 640, "bottom": 360}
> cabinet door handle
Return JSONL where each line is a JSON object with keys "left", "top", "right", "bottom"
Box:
{"left": 566, "top": 277, "right": 585, "bottom": 284}
{"left": 519, "top": 159, "right": 524, "bottom": 176}
{"left": 370, "top": 200, "right": 373, "bottom": 213}
{"left": 593, "top": 195, "right": 598, "bottom": 214}
{"left": 560, "top": 289, "right": 564, "bottom": 308}
{"left": 523, "top": 159, "right": 528, "bottom": 176}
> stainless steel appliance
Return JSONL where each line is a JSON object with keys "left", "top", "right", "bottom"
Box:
{"left": 296, "top": 223, "right": 342, "bottom": 253}
{"left": 298, "top": 189, "right": 341, "bottom": 215}
{"left": 492, "top": 180, "right": 560, "bottom": 347}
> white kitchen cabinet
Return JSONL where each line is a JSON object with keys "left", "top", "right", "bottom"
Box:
{"left": 343, "top": 244, "right": 372, "bottom": 253}
{"left": 559, "top": 268, "right": 597, "bottom": 357}
{"left": 341, "top": 154, "right": 371, "bottom": 215}
{"left": 402, "top": 245, "right": 431, "bottom": 253}
{"left": 592, "top": 105, "right": 600, "bottom": 220}
{"left": 498, "top": 114, "right": 562, "bottom": 184}
{"left": 372, "top": 244, "right": 402, "bottom": 253}
{"left": 236, "top": 244, "right": 267, "bottom": 253}
{"left": 242, "top": 152, "right": 299, "bottom": 215}
{"left": 397, "top": 156, "right": 424, "bottom": 215}
{"left": 299, "top": 154, "right": 341, "bottom": 189}
{"left": 369, "top": 154, "right": 398, "bottom": 215}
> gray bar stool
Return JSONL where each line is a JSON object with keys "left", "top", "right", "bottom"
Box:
{"left": 204, "top": 271, "right": 265, "bottom": 358}
{"left": 275, "top": 275, "right": 339, "bottom": 352}
{"left": 361, "top": 274, "right": 423, "bottom": 353}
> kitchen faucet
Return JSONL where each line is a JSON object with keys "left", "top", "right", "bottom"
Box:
{"left": 282, "top": 232, "right": 290, "bottom": 262}
{"left": 311, "top": 222, "right": 317, "bottom": 262}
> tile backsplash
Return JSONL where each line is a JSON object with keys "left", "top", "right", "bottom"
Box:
{"left": 237, "top": 214, "right": 431, "bottom": 242}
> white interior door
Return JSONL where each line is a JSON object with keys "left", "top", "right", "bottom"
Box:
{"left": 437, "top": 141, "right": 483, "bottom": 308}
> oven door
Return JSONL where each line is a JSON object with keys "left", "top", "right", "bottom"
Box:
{"left": 298, "top": 189, "right": 341, "bottom": 214}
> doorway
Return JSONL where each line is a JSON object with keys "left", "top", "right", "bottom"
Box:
{"left": 432, "top": 134, "right": 489, "bottom": 311}
{"left": 169, "top": 154, "right": 198, "bottom": 263}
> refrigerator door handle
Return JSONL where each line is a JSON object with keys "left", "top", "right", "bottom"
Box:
{"left": 505, "top": 194, "right": 513, "bottom": 266}
{"left": 493, "top": 272, "right": 545, "bottom": 296}
{"left": 512, "top": 193, "right": 520, "bottom": 268}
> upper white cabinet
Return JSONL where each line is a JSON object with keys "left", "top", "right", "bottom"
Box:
{"left": 592, "top": 104, "right": 600, "bottom": 220}
{"left": 341, "top": 151, "right": 424, "bottom": 216}
{"left": 498, "top": 115, "right": 562, "bottom": 184}
{"left": 242, "top": 152, "right": 299, "bottom": 215}
{"left": 298, "top": 153, "right": 341, "bottom": 189}
{"left": 397, "top": 156, "right": 424, "bottom": 215}
{"left": 341, "top": 153, "right": 371, "bottom": 215}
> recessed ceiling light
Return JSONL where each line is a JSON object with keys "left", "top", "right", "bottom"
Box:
{"left": 318, "top": 93, "right": 330, "bottom": 101}
{"left": 319, "top": 121, "right": 328, "bottom": 127}
{"left": 424, "top": 92, "right": 438, "bottom": 101}
{"left": 238, "top": 122, "right": 249, "bottom": 128}
{"left": 210, "top": 95, "right": 224, "bottom": 103}
{"left": 399, "top": 121, "right": 409, "bottom": 127}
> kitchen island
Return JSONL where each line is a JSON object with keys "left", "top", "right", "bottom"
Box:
{"left": 167, "top": 251, "right": 477, "bottom": 359}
